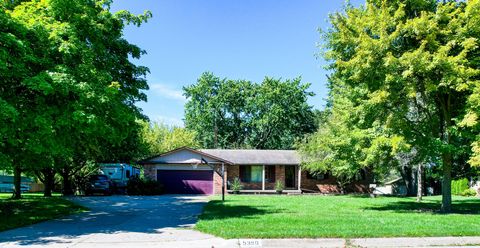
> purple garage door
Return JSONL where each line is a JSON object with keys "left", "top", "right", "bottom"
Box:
{"left": 157, "top": 170, "right": 213, "bottom": 194}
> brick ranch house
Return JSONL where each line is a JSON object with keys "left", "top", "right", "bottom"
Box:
{"left": 139, "top": 147, "right": 372, "bottom": 194}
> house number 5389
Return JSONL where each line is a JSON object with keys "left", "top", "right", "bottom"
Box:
{"left": 240, "top": 239, "right": 262, "bottom": 247}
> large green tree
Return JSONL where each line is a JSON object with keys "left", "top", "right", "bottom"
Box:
{"left": 0, "top": 6, "right": 55, "bottom": 198}
{"left": 2, "top": 0, "right": 151, "bottom": 197}
{"left": 184, "top": 72, "right": 317, "bottom": 149}
{"left": 299, "top": 79, "right": 408, "bottom": 193}
{"left": 308, "top": 0, "right": 480, "bottom": 212}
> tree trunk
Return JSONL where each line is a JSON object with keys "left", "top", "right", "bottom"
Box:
{"left": 62, "top": 170, "right": 74, "bottom": 196}
{"left": 400, "top": 165, "right": 415, "bottom": 196}
{"left": 439, "top": 94, "right": 452, "bottom": 213}
{"left": 441, "top": 153, "right": 452, "bottom": 212}
{"left": 12, "top": 165, "right": 22, "bottom": 199}
{"left": 43, "top": 168, "right": 55, "bottom": 197}
{"left": 416, "top": 164, "right": 423, "bottom": 202}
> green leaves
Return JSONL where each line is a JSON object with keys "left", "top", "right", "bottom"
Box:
{"left": 301, "top": 0, "right": 480, "bottom": 200}
{"left": 184, "top": 72, "right": 316, "bottom": 149}
{"left": 139, "top": 120, "right": 199, "bottom": 158}
{"left": 0, "top": 0, "right": 150, "bottom": 196}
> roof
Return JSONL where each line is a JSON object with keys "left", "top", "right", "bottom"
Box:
{"left": 199, "top": 149, "right": 300, "bottom": 165}
{"left": 384, "top": 178, "right": 403, "bottom": 185}
{"left": 138, "top": 147, "right": 233, "bottom": 165}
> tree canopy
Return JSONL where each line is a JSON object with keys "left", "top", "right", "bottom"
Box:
{"left": 300, "top": 0, "right": 480, "bottom": 212}
{"left": 184, "top": 72, "right": 317, "bottom": 149}
{"left": 1, "top": 0, "right": 151, "bottom": 197}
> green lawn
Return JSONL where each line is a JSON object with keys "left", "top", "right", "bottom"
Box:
{"left": 195, "top": 195, "right": 480, "bottom": 238}
{"left": 0, "top": 193, "right": 87, "bottom": 232}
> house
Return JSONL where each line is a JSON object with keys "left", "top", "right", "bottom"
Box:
{"left": 139, "top": 147, "right": 372, "bottom": 194}
{"left": 373, "top": 178, "right": 408, "bottom": 196}
{"left": 0, "top": 175, "right": 33, "bottom": 193}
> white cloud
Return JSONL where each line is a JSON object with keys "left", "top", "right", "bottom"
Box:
{"left": 153, "top": 115, "right": 185, "bottom": 127}
{"left": 149, "top": 83, "right": 186, "bottom": 102}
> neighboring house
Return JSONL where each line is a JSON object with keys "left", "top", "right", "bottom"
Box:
{"left": 0, "top": 175, "right": 33, "bottom": 193}
{"left": 139, "top": 147, "right": 372, "bottom": 195}
{"left": 471, "top": 180, "right": 480, "bottom": 196}
{"left": 373, "top": 178, "right": 408, "bottom": 196}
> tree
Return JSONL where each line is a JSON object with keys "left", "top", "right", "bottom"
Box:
{"left": 3, "top": 0, "right": 151, "bottom": 197}
{"left": 184, "top": 72, "right": 317, "bottom": 149}
{"left": 298, "top": 80, "right": 408, "bottom": 193}
{"left": 139, "top": 120, "right": 199, "bottom": 158}
{"left": 0, "top": 7, "right": 54, "bottom": 198}
{"left": 319, "top": 0, "right": 480, "bottom": 211}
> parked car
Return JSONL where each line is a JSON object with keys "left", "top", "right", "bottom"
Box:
{"left": 85, "top": 175, "right": 113, "bottom": 196}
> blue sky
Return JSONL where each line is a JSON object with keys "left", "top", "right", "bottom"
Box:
{"left": 111, "top": 0, "right": 364, "bottom": 126}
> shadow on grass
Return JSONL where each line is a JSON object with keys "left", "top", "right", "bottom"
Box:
{"left": 198, "top": 200, "right": 284, "bottom": 220}
{"left": 365, "top": 198, "right": 480, "bottom": 214}
{"left": 0, "top": 196, "right": 86, "bottom": 232}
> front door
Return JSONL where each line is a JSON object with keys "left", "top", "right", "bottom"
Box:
{"left": 285, "top": 165, "right": 296, "bottom": 189}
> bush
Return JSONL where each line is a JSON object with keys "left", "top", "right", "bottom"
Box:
{"left": 460, "top": 188, "right": 477, "bottom": 197}
{"left": 230, "top": 177, "right": 243, "bottom": 192}
{"left": 275, "top": 181, "right": 284, "bottom": 192}
{"left": 451, "top": 178, "right": 469, "bottom": 195}
{"left": 126, "top": 176, "right": 164, "bottom": 195}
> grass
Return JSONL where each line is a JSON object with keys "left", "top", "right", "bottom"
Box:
{"left": 0, "top": 193, "right": 87, "bottom": 232}
{"left": 195, "top": 195, "right": 480, "bottom": 238}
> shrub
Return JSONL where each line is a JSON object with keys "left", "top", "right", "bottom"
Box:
{"left": 230, "top": 177, "right": 243, "bottom": 192}
{"left": 451, "top": 178, "right": 469, "bottom": 195}
{"left": 460, "top": 188, "right": 477, "bottom": 197}
{"left": 275, "top": 181, "right": 284, "bottom": 192}
{"left": 126, "top": 176, "right": 164, "bottom": 195}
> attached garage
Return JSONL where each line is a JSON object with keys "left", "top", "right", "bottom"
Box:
{"left": 157, "top": 170, "right": 213, "bottom": 194}
{"left": 139, "top": 147, "right": 232, "bottom": 195}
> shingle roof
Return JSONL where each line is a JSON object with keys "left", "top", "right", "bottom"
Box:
{"left": 199, "top": 149, "right": 300, "bottom": 165}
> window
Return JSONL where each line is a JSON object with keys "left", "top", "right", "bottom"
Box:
{"left": 306, "top": 171, "right": 328, "bottom": 180}
{"left": 239, "top": 165, "right": 263, "bottom": 183}
{"left": 265, "top": 165, "right": 276, "bottom": 183}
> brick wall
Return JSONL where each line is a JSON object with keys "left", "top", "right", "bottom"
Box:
{"left": 227, "top": 165, "right": 239, "bottom": 183}
{"left": 213, "top": 164, "right": 227, "bottom": 194}
{"left": 300, "top": 170, "right": 372, "bottom": 193}
{"left": 300, "top": 171, "right": 341, "bottom": 193}
{"left": 276, "top": 165, "right": 285, "bottom": 189}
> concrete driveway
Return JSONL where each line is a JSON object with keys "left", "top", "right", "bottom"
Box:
{"left": 0, "top": 195, "right": 231, "bottom": 248}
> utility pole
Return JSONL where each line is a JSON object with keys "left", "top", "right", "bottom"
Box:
{"left": 221, "top": 163, "right": 225, "bottom": 202}
{"left": 214, "top": 111, "right": 218, "bottom": 148}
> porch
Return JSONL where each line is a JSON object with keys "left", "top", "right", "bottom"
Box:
{"left": 226, "top": 164, "right": 302, "bottom": 192}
